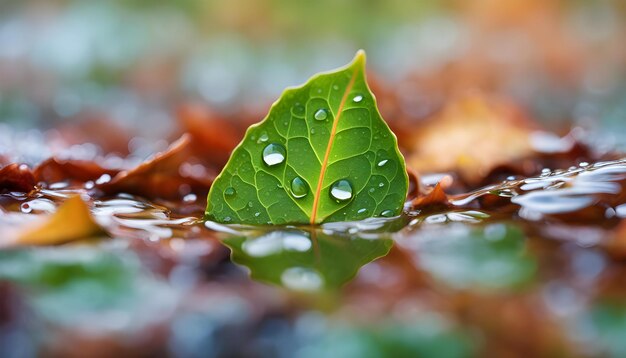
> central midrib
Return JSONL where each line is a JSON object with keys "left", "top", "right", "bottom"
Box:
{"left": 310, "top": 67, "right": 359, "bottom": 224}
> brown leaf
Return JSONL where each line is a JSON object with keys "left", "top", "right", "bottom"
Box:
{"left": 15, "top": 195, "right": 105, "bottom": 246}
{"left": 408, "top": 93, "right": 536, "bottom": 185}
{"left": 411, "top": 182, "right": 450, "bottom": 210}
{"left": 0, "top": 163, "right": 36, "bottom": 193}
{"left": 34, "top": 158, "right": 120, "bottom": 184}
{"left": 178, "top": 103, "right": 243, "bottom": 167}
{"left": 406, "top": 166, "right": 420, "bottom": 202}
{"left": 98, "top": 135, "right": 214, "bottom": 200}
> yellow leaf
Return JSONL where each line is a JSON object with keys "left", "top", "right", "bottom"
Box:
{"left": 16, "top": 195, "right": 105, "bottom": 246}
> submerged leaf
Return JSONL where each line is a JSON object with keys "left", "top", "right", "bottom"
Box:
{"left": 206, "top": 51, "right": 408, "bottom": 224}
{"left": 15, "top": 195, "right": 105, "bottom": 246}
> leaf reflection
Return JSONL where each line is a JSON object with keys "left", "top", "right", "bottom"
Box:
{"left": 222, "top": 227, "right": 393, "bottom": 291}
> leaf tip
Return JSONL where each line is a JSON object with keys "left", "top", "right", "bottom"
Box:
{"left": 351, "top": 49, "right": 366, "bottom": 69}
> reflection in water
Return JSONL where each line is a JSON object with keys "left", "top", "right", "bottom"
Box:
{"left": 222, "top": 227, "right": 393, "bottom": 291}
{"left": 398, "top": 224, "right": 536, "bottom": 290}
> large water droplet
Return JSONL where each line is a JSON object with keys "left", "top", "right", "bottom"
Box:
{"left": 262, "top": 143, "right": 286, "bottom": 166}
{"left": 330, "top": 179, "right": 353, "bottom": 202}
{"left": 353, "top": 95, "right": 363, "bottom": 103}
{"left": 224, "top": 187, "right": 236, "bottom": 196}
{"left": 314, "top": 109, "right": 328, "bottom": 121}
{"left": 291, "top": 177, "right": 309, "bottom": 198}
{"left": 377, "top": 159, "right": 388, "bottom": 167}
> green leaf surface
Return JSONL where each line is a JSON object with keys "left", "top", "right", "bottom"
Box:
{"left": 223, "top": 228, "right": 393, "bottom": 291}
{"left": 206, "top": 50, "right": 408, "bottom": 224}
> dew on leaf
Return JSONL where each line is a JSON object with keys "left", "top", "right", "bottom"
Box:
{"left": 353, "top": 95, "right": 363, "bottom": 103}
{"left": 257, "top": 132, "right": 269, "bottom": 143}
{"left": 291, "top": 177, "right": 309, "bottom": 199}
{"left": 224, "top": 187, "right": 236, "bottom": 196}
{"left": 377, "top": 159, "right": 388, "bottom": 167}
{"left": 357, "top": 208, "right": 367, "bottom": 214}
{"left": 380, "top": 210, "right": 394, "bottom": 217}
{"left": 262, "top": 143, "right": 286, "bottom": 166}
{"left": 314, "top": 108, "right": 328, "bottom": 121}
{"left": 330, "top": 179, "right": 353, "bottom": 202}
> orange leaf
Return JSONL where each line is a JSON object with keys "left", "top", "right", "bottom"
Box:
{"left": 407, "top": 93, "right": 535, "bottom": 184}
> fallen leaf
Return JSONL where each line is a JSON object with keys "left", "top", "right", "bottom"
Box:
{"left": 15, "top": 195, "right": 105, "bottom": 246}
{"left": 178, "top": 103, "right": 244, "bottom": 167}
{"left": 408, "top": 93, "right": 536, "bottom": 185}
{"left": 0, "top": 163, "right": 36, "bottom": 193}
{"left": 34, "top": 158, "right": 120, "bottom": 184}
{"left": 98, "top": 134, "right": 214, "bottom": 200}
{"left": 411, "top": 182, "right": 450, "bottom": 210}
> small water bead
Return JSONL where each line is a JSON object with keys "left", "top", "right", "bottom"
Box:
{"left": 223, "top": 216, "right": 232, "bottom": 223}
{"left": 332, "top": 85, "right": 339, "bottom": 90}
{"left": 377, "top": 160, "right": 388, "bottom": 167}
{"left": 357, "top": 208, "right": 367, "bottom": 214}
{"left": 378, "top": 182, "right": 385, "bottom": 188}
{"left": 183, "top": 194, "right": 197, "bottom": 203}
{"left": 380, "top": 210, "right": 394, "bottom": 217}
{"left": 330, "top": 179, "right": 353, "bottom": 202}
{"left": 290, "top": 177, "right": 309, "bottom": 198}
{"left": 262, "top": 143, "right": 286, "bottom": 166}
{"left": 224, "top": 187, "right": 236, "bottom": 196}
{"left": 293, "top": 103, "right": 305, "bottom": 116}
{"left": 314, "top": 109, "right": 328, "bottom": 121}
{"left": 247, "top": 201, "right": 253, "bottom": 208}
{"left": 352, "top": 95, "right": 363, "bottom": 103}
{"left": 257, "top": 132, "right": 269, "bottom": 143}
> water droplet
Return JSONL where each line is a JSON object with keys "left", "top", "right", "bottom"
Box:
{"left": 292, "top": 103, "right": 305, "bottom": 116}
{"left": 377, "top": 159, "right": 388, "bottom": 167}
{"left": 224, "top": 187, "right": 236, "bottom": 196}
{"left": 369, "top": 188, "right": 375, "bottom": 193}
{"left": 330, "top": 179, "right": 353, "bottom": 202}
{"left": 20, "top": 203, "right": 32, "bottom": 213}
{"left": 291, "top": 177, "right": 309, "bottom": 198}
{"left": 262, "top": 143, "right": 286, "bottom": 166}
{"left": 183, "top": 194, "right": 197, "bottom": 203}
{"left": 378, "top": 182, "right": 385, "bottom": 187}
{"left": 95, "top": 174, "right": 111, "bottom": 185}
{"left": 257, "top": 132, "right": 269, "bottom": 143}
{"left": 357, "top": 208, "right": 367, "bottom": 214}
{"left": 332, "top": 85, "right": 339, "bottom": 90}
{"left": 310, "top": 128, "right": 316, "bottom": 134}
{"left": 380, "top": 210, "right": 394, "bottom": 217}
{"left": 353, "top": 95, "right": 363, "bottom": 103}
{"left": 254, "top": 212, "right": 261, "bottom": 217}
{"left": 247, "top": 201, "right": 253, "bottom": 208}
{"left": 314, "top": 109, "right": 328, "bottom": 121}
{"left": 223, "top": 216, "right": 232, "bottom": 222}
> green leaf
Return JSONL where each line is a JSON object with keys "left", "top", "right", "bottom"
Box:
{"left": 205, "top": 50, "right": 408, "bottom": 225}
{"left": 223, "top": 228, "right": 393, "bottom": 291}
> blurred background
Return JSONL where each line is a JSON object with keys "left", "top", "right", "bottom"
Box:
{"left": 1, "top": 1, "right": 626, "bottom": 357}
{"left": 1, "top": 0, "right": 625, "bottom": 159}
